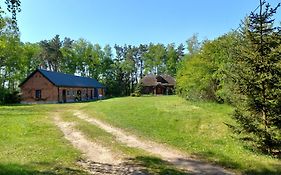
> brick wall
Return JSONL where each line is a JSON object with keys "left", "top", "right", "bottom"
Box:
{"left": 20, "top": 72, "right": 58, "bottom": 103}
{"left": 58, "top": 87, "right": 96, "bottom": 102}
{"left": 20, "top": 71, "right": 105, "bottom": 103}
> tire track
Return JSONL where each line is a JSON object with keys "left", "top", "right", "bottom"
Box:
{"left": 73, "top": 110, "right": 235, "bottom": 175}
{"left": 53, "top": 114, "right": 147, "bottom": 175}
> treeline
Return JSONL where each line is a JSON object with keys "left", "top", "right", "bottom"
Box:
{"left": 0, "top": 17, "right": 186, "bottom": 99}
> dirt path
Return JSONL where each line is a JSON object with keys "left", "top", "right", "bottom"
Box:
{"left": 73, "top": 110, "right": 235, "bottom": 175}
{"left": 53, "top": 114, "right": 147, "bottom": 175}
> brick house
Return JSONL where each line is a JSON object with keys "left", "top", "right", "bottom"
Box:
{"left": 19, "top": 69, "right": 105, "bottom": 104}
{"left": 140, "top": 75, "right": 176, "bottom": 95}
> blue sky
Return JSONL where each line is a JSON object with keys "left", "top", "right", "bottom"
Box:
{"left": 1, "top": 0, "right": 281, "bottom": 46}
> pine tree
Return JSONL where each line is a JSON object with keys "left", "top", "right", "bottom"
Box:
{"left": 232, "top": 0, "right": 281, "bottom": 155}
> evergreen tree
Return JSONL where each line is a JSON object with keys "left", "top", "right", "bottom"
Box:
{"left": 39, "top": 35, "right": 63, "bottom": 71}
{"left": 232, "top": 0, "right": 281, "bottom": 155}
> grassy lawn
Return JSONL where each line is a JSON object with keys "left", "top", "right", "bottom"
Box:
{"left": 81, "top": 96, "right": 281, "bottom": 174}
{"left": 0, "top": 105, "right": 86, "bottom": 175}
{"left": 0, "top": 103, "right": 187, "bottom": 175}
{"left": 1, "top": 96, "right": 280, "bottom": 174}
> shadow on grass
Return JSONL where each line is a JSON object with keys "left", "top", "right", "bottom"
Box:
{"left": 79, "top": 156, "right": 189, "bottom": 175}
{"left": 0, "top": 163, "right": 85, "bottom": 175}
{"left": 193, "top": 150, "right": 240, "bottom": 170}
{"left": 244, "top": 168, "right": 281, "bottom": 175}
{"left": 193, "top": 150, "right": 281, "bottom": 175}
{"left": 132, "top": 156, "right": 189, "bottom": 175}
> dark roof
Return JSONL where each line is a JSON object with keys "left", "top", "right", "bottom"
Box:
{"left": 161, "top": 75, "right": 176, "bottom": 85}
{"left": 19, "top": 69, "right": 104, "bottom": 88}
{"left": 140, "top": 74, "right": 176, "bottom": 86}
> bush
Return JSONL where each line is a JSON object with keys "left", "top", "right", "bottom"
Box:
{"left": 130, "top": 92, "right": 141, "bottom": 97}
{"left": 0, "top": 88, "right": 21, "bottom": 104}
{"left": 4, "top": 91, "right": 21, "bottom": 104}
{"left": 176, "top": 32, "right": 240, "bottom": 103}
{"left": 130, "top": 83, "right": 143, "bottom": 97}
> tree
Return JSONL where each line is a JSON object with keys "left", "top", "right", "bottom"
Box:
{"left": 232, "top": 0, "right": 281, "bottom": 155}
{"left": 112, "top": 44, "right": 126, "bottom": 96}
{"left": 0, "top": 4, "right": 21, "bottom": 103}
{"left": 99, "top": 45, "right": 115, "bottom": 95}
{"left": 143, "top": 43, "right": 166, "bottom": 74}
{"left": 138, "top": 44, "right": 148, "bottom": 79}
{"left": 176, "top": 43, "right": 185, "bottom": 62}
{"left": 88, "top": 43, "right": 102, "bottom": 79}
{"left": 61, "top": 37, "right": 76, "bottom": 74}
{"left": 166, "top": 43, "right": 178, "bottom": 76}
{"left": 176, "top": 33, "right": 239, "bottom": 102}
{"left": 39, "top": 35, "right": 63, "bottom": 71}
{"left": 186, "top": 34, "right": 200, "bottom": 55}
{"left": 22, "top": 42, "right": 41, "bottom": 76}
{"left": 0, "top": 17, "right": 22, "bottom": 91}
{"left": 4, "top": 0, "right": 21, "bottom": 30}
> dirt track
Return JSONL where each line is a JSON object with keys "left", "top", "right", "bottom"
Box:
{"left": 72, "top": 110, "right": 234, "bottom": 175}
{"left": 53, "top": 114, "right": 147, "bottom": 175}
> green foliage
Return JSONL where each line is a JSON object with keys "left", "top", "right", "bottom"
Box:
{"left": 166, "top": 43, "right": 179, "bottom": 76}
{"left": 3, "top": 90, "right": 20, "bottom": 104}
{"left": 186, "top": 33, "right": 201, "bottom": 55}
{"left": 177, "top": 33, "right": 240, "bottom": 102}
{"left": 0, "top": 17, "right": 24, "bottom": 91}
{"left": 131, "top": 83, "right": 142, "bottom": 97}
{"left": 22, "top": 42, "right": 41, "bottom": 75}
{"left": 39, "top": 35, "right": 63, "bottom": 71}
{"left": 143, "top": 43, "right": 166, "bottom": 74}
{"left": 0, "top": 87, "right": 7, "bottom": 104}
{"left": 0, "top": 19, "right": 185, "bottom": 101}
{"left": 177, "top": 53, "right": 213, "bottom": 100}
{"left": 130, "top": 92, "right": 141, "bottom": 97}
{"left": 231, "top": 1, "right": 281, "bottom": 155}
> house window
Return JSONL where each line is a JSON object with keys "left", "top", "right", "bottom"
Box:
{"left": 35, "top": 90, "right": 41, "bottom": 99}
{"left": 67, "top": 90, "right": 70, "bottom": 96}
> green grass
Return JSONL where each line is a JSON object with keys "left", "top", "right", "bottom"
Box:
{"left": 59, "top": 109, "right": 188, "bottom": 174}
{"left": 0, "top": 103, "right": 187, "bottom": 175}
{"left": 81, "top": 96, "right": 281, "bottom": 174}
{"left": 0, "top": 105, "right": 86, "bottom": 175}
{"left": 1, "top": 96, "right": 280, "bottom": 174}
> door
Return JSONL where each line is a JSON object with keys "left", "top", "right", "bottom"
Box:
{"left": 94, "top": 88, "right": 98, "bottom": 98}
{"left": 77, "top": 90, "right": 81, "bottom": 101}
{"left": 90, "top": 90, "right": 93, "bottom": 99}
{"left": 156, "top": 86, "right": 162, "bottom": 94}
{"left": 62, "top": 89, "right": 66, "bottom": 103}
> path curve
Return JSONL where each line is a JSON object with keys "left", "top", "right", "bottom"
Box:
{"left": 54, "top": 115, "right": 122, "bottom": 165}
{"left": 53, "top": 114, "right": 147, "bottom": 175}
{"left": 74, "top": 110, "right": 235, "bottom": 175}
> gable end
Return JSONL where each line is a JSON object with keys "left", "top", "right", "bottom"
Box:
{"left": 19, "top": 69, "right": 56, "bottom": 87}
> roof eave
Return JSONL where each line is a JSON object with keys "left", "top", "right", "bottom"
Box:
{"left": 19, "top": 69, "right": 57, "bottom": 87}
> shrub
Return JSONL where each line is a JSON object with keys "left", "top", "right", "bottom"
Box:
{"left": 0, "top": 88, "right": 21, "bottom": 104}
{"left": 176, "top": 32, "right": 240, "bottom": 103}
{"left": 130, "top": 92, "right": 141, "bottom": 97}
